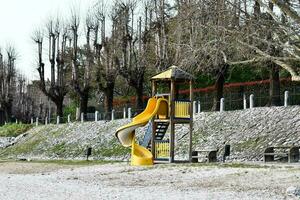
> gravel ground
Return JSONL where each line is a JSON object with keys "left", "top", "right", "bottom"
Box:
{"left": 0, "top": 161, "right": 300, "bottom": 200}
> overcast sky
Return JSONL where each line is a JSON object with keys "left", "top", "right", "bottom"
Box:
{"left": 0, "top": 0, "right": 95, "bottom": 81}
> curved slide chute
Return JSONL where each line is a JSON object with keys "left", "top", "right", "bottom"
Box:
{"left": 115, "top": 97, "right": 168, "bottom": 166}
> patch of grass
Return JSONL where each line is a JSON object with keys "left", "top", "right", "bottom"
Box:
{"left": 0, "top": 123, "right": 33, "bottom": 137}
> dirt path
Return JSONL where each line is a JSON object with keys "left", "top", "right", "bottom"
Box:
{"left": 0, "top": 162, "right": 299, "bottom": 200}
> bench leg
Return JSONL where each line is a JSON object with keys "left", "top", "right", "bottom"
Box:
{"left": 264, "top": 155, "right": 274, "bottom": 162}
{"left": 289, "top": 148, "right": 299, "bottom": 163}
{"left": 192, "top": 151, "right": 198, "bottom": 163}
{"left": 208, "top": 151, "right": 217, "bottom": 163}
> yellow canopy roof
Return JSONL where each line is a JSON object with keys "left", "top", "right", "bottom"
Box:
{"left": 151, "top": 66, "right": 194, "bottom": 81}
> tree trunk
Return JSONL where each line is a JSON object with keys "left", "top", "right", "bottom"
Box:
{"left": 212, "top": 65, "right": 227, "bottom": 111}
{"left": 104, "top": 82, "right": 114, "bottom": 120}
{"left": 55, "top": 99, "right": 64, "bottom": 119}
{"left": 80, "top": 90, "right": 89, "bottom": 117}
{"left": 269, "top": 62, "right": 281, "bottom": 106}
{"left": 135, "top": 82, "right": 144, "bottom": 110}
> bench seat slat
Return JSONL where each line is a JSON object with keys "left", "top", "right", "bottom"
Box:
{"left": 264, "top": 153, "right": 289, "bottom": 156}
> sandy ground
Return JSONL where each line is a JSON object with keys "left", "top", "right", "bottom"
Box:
{"left": 0, "top": 161, "right": 299, "bottom": 200}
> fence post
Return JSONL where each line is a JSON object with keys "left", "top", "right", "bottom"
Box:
{"left": 36, "top": 117, "right": 39, "bottom": 126}
{"left": 284, "top": 91, "right": 289, "bottom": 107}
{"left": 250, "top": 94, "right": 254, "bottom": 109}
{"left": 76, "top": 107, "right": 80, "bottom": 121}
{"left": 4, "top": 121, "right": 6, "bottom": 125}
{"left": 111, "top": 109, "right": 115, "bottom": 121}
{"left": 123, "top": 107, "right": 126, "bottom": 119}
{"left": 68, "top": 114, "right": 71, "bottom": 123}
{"left": 45, "top": 117, "right": 48, "bottom": 125}
{"left": 193, "top": 101, "right": 197, "bottom": 115}
{"left": 57, "top": 116, "right": 60, "bottom": 124}
{"left": 220, "top": 98, "right": 225, "bottom": 112}
{"left": 16, "top": 119, "right": 18, "bottom": 124}
{"left": 243, "top": 93, "right": 247, "bottom": 109}
{"left": 81, "top": 113, "right": 84, "bottom": 123}
{"left": 128, "top": 108, "right": 132, "bottom": 119}
{"left": 197, "top": 100, "right": 201, "bottom": 113}
{"left": 95, "top": 111, "right": 98, "bottom": 122}
{"left": 31, "top": 118, "right": 33, "bottom": 124}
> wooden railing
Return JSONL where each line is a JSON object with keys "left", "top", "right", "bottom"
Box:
{"left": 174, "top": 100, "right": 191, "bottom": 118}
{"left": 155, "top": 140, "right": 170, "bottom": 158}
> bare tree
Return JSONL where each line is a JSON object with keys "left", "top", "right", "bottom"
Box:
{"left": 94, "top": 2, "right": 118, "bottom": 116}
{"left": 32, "top": 19, "right": 69, "bottom": 118}
{"left": 0, "top": 46, "right": 17, "bottom": 121}
{"left": 69, "top": 9, "right": 95, "bottom": 117}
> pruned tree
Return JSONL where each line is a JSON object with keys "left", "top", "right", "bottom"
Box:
{"left": 94, "top": 2, "right": 118, "bottom": 116}
{"left": 0, "top": 46, "right": 17, "bottom": 121}
{"left": 69, "top": 9, "right": 98, "bottom": 117}
{"left": 32, "top": 19, "right": 69, "bottom": 118}
{"left": 112, "top": 0, "right": 152, "bottom": 109}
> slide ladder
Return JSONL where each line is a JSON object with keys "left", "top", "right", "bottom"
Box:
{"left": 141, "top": 121, "right": 169, "bottom": 148}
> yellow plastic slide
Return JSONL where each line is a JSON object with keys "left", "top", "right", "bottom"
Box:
{"left": 115, "top": 97, "right": 168, "bottom": 166}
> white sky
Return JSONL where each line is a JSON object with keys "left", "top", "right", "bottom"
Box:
{"left": 0, "top": 0, "right": 96, "bottom": 81}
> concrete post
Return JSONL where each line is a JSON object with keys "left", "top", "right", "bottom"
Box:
{"left": 220, "top": 98, "right": 225, "bottom": 112}
{"left": 45, "top": 117, "right": 48, "bottom": 125}
{"left": 95, "top": 111, "right": 98, "bottom": 122}
{"left": 68, "top": 114, "right": 71, "bottom": 123}
{"left": 193, "top": 101, "right": 197, "bottom": 115}
{"left": 16, "top": 119, "right": 18, "bottom": 124}
{"left": 81, "top": 113, "right": 84, "bottom": 123}
{"left": 36, "top": 117, "right": 39, "bottom": 126}
{"left": 243, "top": 93, "right": 247, "bottom": 110}
{"left": 57, "top": 116, "right": 60, "bottom": 124}
{"left": 197, "top": 100, "right": 201, "bottom": 113}
{"left": 76, "top": 107, "right": 80, "bottom": 121}
{"left": 31, "top": 118, "right": 33, "bottom": 124}
{"left": 250, "top": 94, "right": 254, "bottom": 109}
{"left": 284, "top": 91, "right": 289, "bottom": 107}
{"left": 111, "top": 109, "right": 115, "bottom": 121}
{"left": 123, "top": 107, "right": 126, "bottom": 119}
{"left": 128, "top": 108, "right": 132, "bottom": 119}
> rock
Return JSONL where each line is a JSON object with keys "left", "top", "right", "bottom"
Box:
{"left": 286, "top": 186, "right": 300, "bottom": 197}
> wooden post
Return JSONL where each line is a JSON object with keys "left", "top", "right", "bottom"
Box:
{"left": 189, "top": 80, "right": 193, "bottom": 162}
{"left": 169, "top": 80, "right": 175, "bottom": 163}
{"left": 45, "top": 117, "right": 48, "bottom": 125}
{"left": 151, "top": 80, "right": 157, "bottom": 158}
{"left": 36, "top": 117, "right": 39, "bottom": 126}
{"left": 57, "top": 116, "right": 60, "bottom": 124}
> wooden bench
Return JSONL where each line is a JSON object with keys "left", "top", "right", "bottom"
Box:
{"left": 192, "top": 149, "right": 218, "bottom": 163}
{"left": 264, "top": 146, "right": 299, "bottom": 163}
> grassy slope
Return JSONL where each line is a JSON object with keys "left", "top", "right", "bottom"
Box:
{"left": 0, "top": 123, "right": 33, "bottom": 137}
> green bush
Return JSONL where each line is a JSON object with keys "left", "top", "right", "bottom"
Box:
{"left": 0, "top": 123, "right": 33, "bottom": 137}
